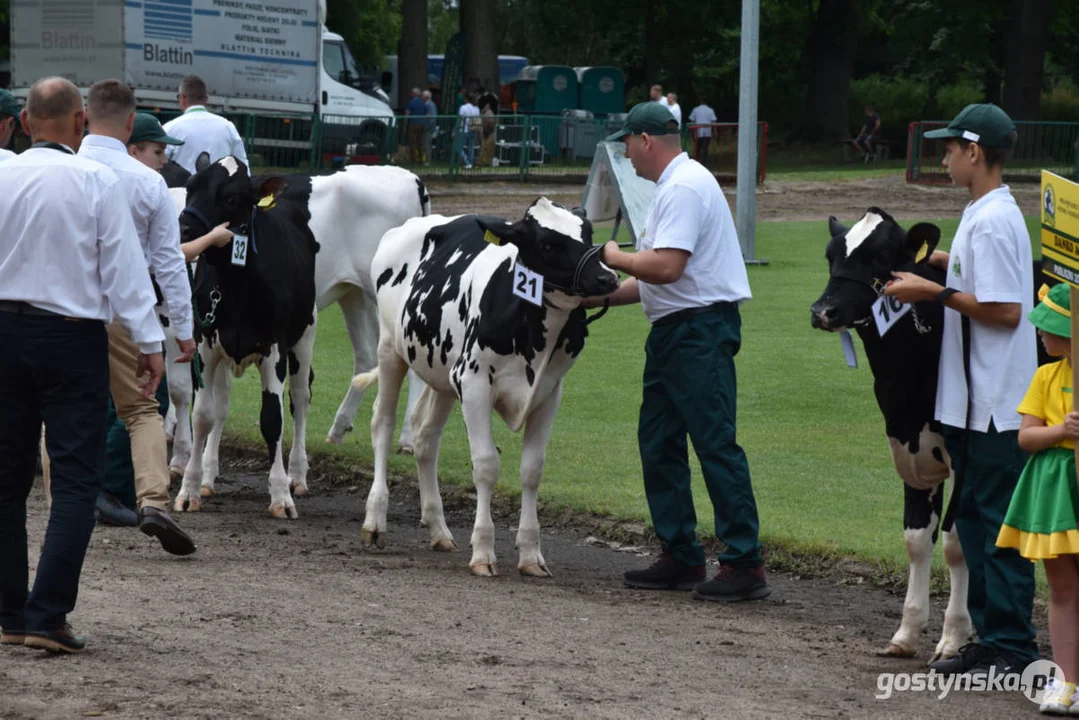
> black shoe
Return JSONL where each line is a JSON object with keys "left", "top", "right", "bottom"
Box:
{"left": 138, "top": 506, "right": 196, "bottom": 556}
{"left": 623, "top": 553, "right": 706, "bottom": 590}
{"left": 963, "top": 652, "right": 1023, "bottom": 682}
{"left": 927, "top": 642, "right": 996, "bottom": 675}
{"left": 24, "top": 625, "right": 85, "bottom": 654}
{"left": 95, "top": 492, "right": 138, "bottom": 527}
{"left": 692, "top": 563, "right": 772, "bottom": 603}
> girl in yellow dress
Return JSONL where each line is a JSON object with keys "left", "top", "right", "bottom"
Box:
{"left": 997, "top": 282, "right": 1079, "bottom": 715}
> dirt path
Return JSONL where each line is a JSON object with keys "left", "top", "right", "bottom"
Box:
{"left": 426, "top": 175, "right": 1043, "bottom": 223}
{"left": 1, "top": 454, "right": 1046, "bottom": 720}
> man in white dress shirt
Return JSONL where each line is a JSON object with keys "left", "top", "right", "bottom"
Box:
{"left": 76, "top": 79, "right": 197, "bottom": 557}
{"left": 0, "top": 77, "right": 164, "bottom": 654}
{"left": 0, "top": 89, "right": 21, "bottom": 160}
{"left": 163, "top": 75, "right": 248, "bottom": 174}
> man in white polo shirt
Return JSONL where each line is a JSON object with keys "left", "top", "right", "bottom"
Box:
{"left": 593, "top": 101, "right": 770, "bottom": 602}
{"left": 163, "top": 75, "right": 248, "bottom": 174}
{"left": 76, "top": 79, "right": 196, "bottom": 557}
{"left": 0, "top": 77, "right": 164, "bottom": 653}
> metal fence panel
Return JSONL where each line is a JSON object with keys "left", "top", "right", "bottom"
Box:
{"left": 908, "top": 120, "right": 1079, "bottom": 184}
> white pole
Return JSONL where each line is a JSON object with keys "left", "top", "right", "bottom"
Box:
{"left": 736, "top": 0, "right": 766, "bottom": 264}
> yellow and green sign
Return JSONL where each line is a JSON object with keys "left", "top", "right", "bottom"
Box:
{"left": 1042, "top": 171, "right": 1079, "bottom": 288}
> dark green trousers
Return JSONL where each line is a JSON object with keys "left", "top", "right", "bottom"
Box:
{"left": 639, "top": 305, "right": 762, "bottom": 568}
{"left": 102, "top": 375, "right": 170, "bottom": 509}
{"left": 943, "top": 423, "right": 1038, "bottom": 664}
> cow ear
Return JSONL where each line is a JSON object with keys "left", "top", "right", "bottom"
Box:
{"left": 258, "top": 177, "right": 288, "bottom": 205}
{"left": 194, "top": 151, "right": 211, "bottom": 174}
{"left": 474, "top": 217, "right": 523, "bottom": 247}
{"left": 828, "top": 216, "right": 848, "bottom": 238}
{"left": 907, "top": 222, "right": 941, "bottom": 264}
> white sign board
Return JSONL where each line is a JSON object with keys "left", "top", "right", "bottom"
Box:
{"left": 12, "top": 0, "right": 125, "bottom": 88}
{"left": 871, "top": 294, "right": 911, "bottom": 337}
{"left": 580, "top": 141, "right": 656, "bottom": 245}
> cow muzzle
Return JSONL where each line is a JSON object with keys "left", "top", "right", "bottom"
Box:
{"left": 809, "top": 302, "right": 840, "bottom": 331}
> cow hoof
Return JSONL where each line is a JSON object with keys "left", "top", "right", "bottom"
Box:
{"left": 396, "top": 445, "right": 414, "bottom": 456}
{"left": 199, "top": 486, "right": 214, "bottom": 498}
{"left": 518, "top": 562, "right": 551, "bottom": 578}
{"left": 325, "top": 434, "right": 341, "bottom": 445}
{"left": 470, "top": 562, "right": 499, "bottom": 577}
{"left": 291, "top": 482, "right": 309, "bottom": 497}
{"left": 269, "top": 504, "right": 298, "bottom": 519}
{"left": 168, "top": 466, "right": 184, "bottom": 483}
{"left": 431, "top": 538, "right": 459, "bottom": 552}
{"left": 877, "top": 642, "right": 916, "bottom": 658}
{"left": 175, "top": 496, "right": 200, "bottom": 513}
{"left": 361, "top": 529, "right": 387, "bottom": 548}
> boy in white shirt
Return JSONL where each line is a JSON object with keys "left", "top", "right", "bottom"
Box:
{"left": 885, "top": 103, "right": 1038, "bottom": 676}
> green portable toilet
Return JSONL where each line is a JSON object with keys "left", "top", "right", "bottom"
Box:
{"left": 514, "top": 66, "right": 579, "bottom": 114}
{"left": 575, "top": 67, "right": 625, "bottom": 116}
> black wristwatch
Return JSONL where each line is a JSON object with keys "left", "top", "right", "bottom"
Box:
{"left": 936, "top": 287, "right": 959, "bottom": 305}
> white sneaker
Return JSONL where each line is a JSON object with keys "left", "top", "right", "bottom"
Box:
{"left": 1040, "top": 679, "right": 1076, "bottom": 715}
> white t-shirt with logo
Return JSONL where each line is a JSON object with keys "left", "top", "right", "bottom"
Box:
{"left": 637, "top": 153, "right": 751, "bottom": 322}
{"left": 935, "top": 185, "right": 1035, "bottom": 432}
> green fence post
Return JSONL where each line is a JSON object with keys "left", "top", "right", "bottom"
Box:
{"left": 520, "top": 115, "right": 531, "bottom": 183}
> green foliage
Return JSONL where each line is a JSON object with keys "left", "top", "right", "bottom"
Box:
{"left": 427, "top": 0, "right": 458, "bottom": 55}
{"left": 325, "top": 0, "right": 402, "bottom": 70}
{"left": 1039, "top": 79, "right": 1079, "bottom": 122}
{"left": 934, "top": 78, "right": 983, "bottom": 120}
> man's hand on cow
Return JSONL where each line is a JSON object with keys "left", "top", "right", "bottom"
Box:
{"left": 883, "top": 272, "right": 942, "bottom": 304}
{"left": 176, "top": 337, "right": 197, "bottom": 363}
{"left": 136, "top": 351, "right": 166, "bottom": 398}
{"left": 1063, "top": 411, "right": 1079, "bottom": 440}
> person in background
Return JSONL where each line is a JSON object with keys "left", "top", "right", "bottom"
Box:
{"left": 422, "top": 90, "right": 438, "bottom": 165}
{"left": 649, "top": 84, "right": 669, "bottom": 106}
{"left": 666, "top": 93, "right": 682, "bottom": 128}
{"left": 688, "top": 96, "right": 717, "bottom": 167}
{"left": 0, "top": 89, "right": 22, "bottom": 160}
{"left": 457, "top": 93, "right": 480, "bottom": 169}
{"left": 163, "top": 75, "right": 249, "bottom": 174}
{"left": 405, "top": 87, "right": 427, "bottom": 165}
{"left": 0, "top": 77, "right": 164, "bottom": 654}
{"left": 852, "top": 103, "right": 881, "bottom": 162}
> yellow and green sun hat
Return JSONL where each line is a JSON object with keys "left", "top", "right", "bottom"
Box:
{"left": 1029, "top": 283, "right": 1071, "bottom": 338}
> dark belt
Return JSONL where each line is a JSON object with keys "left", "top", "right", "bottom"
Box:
{"left": 651, "top": 300, "right": 737, "bottom": 327}
{"left": 0, "top": 300, "right": 82, "bottom": 321}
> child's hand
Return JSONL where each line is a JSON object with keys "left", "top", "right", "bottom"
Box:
{"left": 1063, "top": 412, "right": 1079, "bottom": 439}
{"left": 208, "top": 222, "right": 234, "bottom": 248}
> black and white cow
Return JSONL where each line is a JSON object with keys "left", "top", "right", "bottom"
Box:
{"left": 169, "top": 158, "right": 429, "bottom": 509}
{"left": 810, "top": 208, "right": 970, "bottom": 662}
{"left": 176, "top": 157, "right": 321, "bottom": 518}
{"left": 352, "top": 199, "right": 618, "bottom": 576}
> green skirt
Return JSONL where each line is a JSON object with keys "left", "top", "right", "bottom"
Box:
{"left": 997, "top": 447, "right": 1079, "bottom": 561}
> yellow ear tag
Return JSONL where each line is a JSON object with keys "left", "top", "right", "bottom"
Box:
{"left": 914, "top": 241, "right": 929, "bottom": 264}
{"left": 483, "top": 229, "right": 501, "bottom": 245}
{"left": 257, "top": 195, "right": 276, "bottom": 210}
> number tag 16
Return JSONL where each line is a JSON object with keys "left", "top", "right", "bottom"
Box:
{"left": 512, "top": 263, "right": 544, "bottom": 306}
{"left": 872, "top": 293, "right": 911, "bottom": 336}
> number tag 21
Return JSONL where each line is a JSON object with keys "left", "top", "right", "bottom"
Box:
{"left": 872, "top": 294, "right": 911, "bottom": 336}
{"left": 512, "top": 263, "right": 544, "bottom": 306}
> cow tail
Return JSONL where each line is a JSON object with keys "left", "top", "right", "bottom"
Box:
{"left": 415, "top": 177, "right": 431, "bottom": 217}
{"left": 351, "top": 368, "right": 380, "bottom": 391}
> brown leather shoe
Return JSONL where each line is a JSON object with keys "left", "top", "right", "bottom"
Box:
{"left": 24, "top": 625, "right": 85, "bottom": 653}
{"left": 1, "top": 630, "right": 27, "bottom": 646}
{"left": 139, "top": 506, "right": 196, "bottom": 556}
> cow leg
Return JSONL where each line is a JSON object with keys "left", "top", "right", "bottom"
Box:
{"left": 287, "top": 315, "right": 317, "bottom": 497}
{"left": 932, "top": 473, "right": 972, "bottom": 663}
{"left": 361, "top": 347, "right": 408, "bottom": 547}
{"left": 409, "top": 385, "right": 457, "bottom": 551}
{"left": 396, "top": 370, "right": 425, "bottom": 455}
{"left": 198, "top": 359, "right": 233, "bottom": 498}
{"left": 176, "top": 342, "right": 220, "bottom": 513}
{"left": 460, "top": 389, "right": 501, "bottom": 577}
{"left": 880, "top": 483, "right": 940, "bottom": 658}
{"left": 256, "top": 348, "right": 295, "bottom": 519}
{"left": 516, "top": 382, "right": 562, "bottom": 578}
{"left": 327, "top": 288, "right": 378, "bottom": 444}
{"left": 164, "top": 327, "right": 193, "bottom": 481}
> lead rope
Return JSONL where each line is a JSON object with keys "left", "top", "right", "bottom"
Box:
{"left": 187, "top": 262, "right": 221, "bottom": 390}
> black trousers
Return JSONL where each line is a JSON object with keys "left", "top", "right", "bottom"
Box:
{"left": 0, "top": 310, "right": 108, "bottom": 632}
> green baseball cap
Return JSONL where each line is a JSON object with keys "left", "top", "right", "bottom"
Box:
{"left": 128, "top": 112, "right": 184, "bottom": 146}
{"left": 924, "top": 103, "right": 1017, "bottom": 149}
{"left": 605, "top": 101, "right": 678, "bottom": 142}
{"left": 0, "top": 89, "right": 21, "bottom": 129}
{"left": 1029, "top": 282, "right": 1071, "bottom": 338}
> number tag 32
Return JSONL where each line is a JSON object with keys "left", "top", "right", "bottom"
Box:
{"left": 872, "top": 294, "right": 911, "bottom": 336}
{"left": 512, "top": 263, "right": 543, "bottom": 306}
{"left": 231, "top": 234, "right": 249, "bottom": 267}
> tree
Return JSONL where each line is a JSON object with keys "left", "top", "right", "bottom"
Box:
{"left": 399, "top": 0, "right": 428, "bottom": 109}
{"left": 459, "top": 0, "right": 498, "bottom": 93}
{"left": 1001, "top": 0, "right": 1053, "bottom": 120}
{"left": 324, "top": 0, "right": 402, "bottom": 71}
{"left": 800, "top": 0, "right": 863, "bottom": 139}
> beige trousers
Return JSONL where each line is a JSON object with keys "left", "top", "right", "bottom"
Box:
{"left": 42, "top": 323, "right": 169, "bottom": 510}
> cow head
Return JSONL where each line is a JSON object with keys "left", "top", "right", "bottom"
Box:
{"left": 810, "top": 207, "right": 941, "bottom": 331}
{"left": 475, "top": 198, "right": 619, "bottom": 305}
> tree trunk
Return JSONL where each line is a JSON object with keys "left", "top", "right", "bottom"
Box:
{"left": 399, "top": 0, "right": 429, "bottom": 110}
{"left": 799, "top": 0, "right": 861, "bottom": 140}
{"left": 643, "top": 0, "right": 659, "bottom": 89}
{"left": 1002, "top": 0, "right": 1053, "bottom": 120}
{"left": 459, "top": 0, "right": 499, "bottom": 95}
{"left": 983, "top": 12, "right": 1007, "bottom": 106}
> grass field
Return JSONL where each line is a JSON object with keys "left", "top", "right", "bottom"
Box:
{"left": 212, "top": 213, "right": 1044, "bottom": 580}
